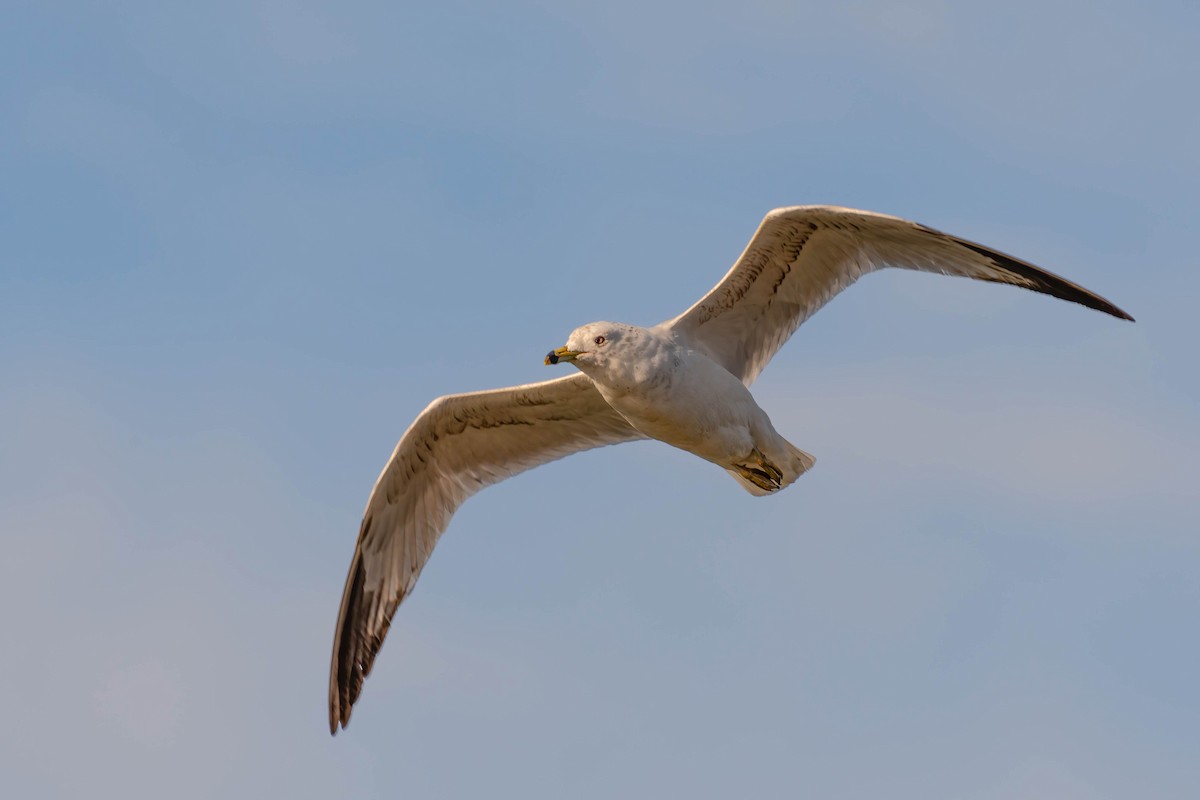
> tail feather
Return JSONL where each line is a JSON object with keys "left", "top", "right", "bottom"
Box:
{"left": 779, "top": 440, "right": 817, "bottom": 488}
{"left": 726, "top": 439, "right": 816, "bottom": 496}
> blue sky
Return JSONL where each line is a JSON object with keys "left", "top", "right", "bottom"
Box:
{"left": 2, "top": 1, "right": 1198, "bottom": 797}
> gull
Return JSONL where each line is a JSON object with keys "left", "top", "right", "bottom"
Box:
{"left": 329, "top": 205, "right": 1132, "bottom": 733}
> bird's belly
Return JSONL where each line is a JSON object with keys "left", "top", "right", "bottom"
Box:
{"left": 602, "top": 385, "right": 757, "bottom": 465}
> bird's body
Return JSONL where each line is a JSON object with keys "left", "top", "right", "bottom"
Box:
{"left": 562, "top": 322, "right": 814, "bottom": 495}
{"left": 328, "top": 205, "right": 1133, "bottom": 734}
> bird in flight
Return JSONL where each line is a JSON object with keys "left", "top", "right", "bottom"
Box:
{"left": 329, "top": 205, "right": 1132, "bottom": 734}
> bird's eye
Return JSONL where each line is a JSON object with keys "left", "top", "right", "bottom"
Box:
{"left": 594, "top": 335, "right": 606, "bottom": 345}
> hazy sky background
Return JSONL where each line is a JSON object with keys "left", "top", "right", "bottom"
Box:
{"left": 3, "top": 2, "right": 1198, "bottom": 797}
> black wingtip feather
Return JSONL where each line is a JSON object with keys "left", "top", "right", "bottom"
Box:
{"left": 954, "top": 239, "right": 1135, "bottom": 322}
{"left": 330, "top": 549, "right": 368, "bottom": 736}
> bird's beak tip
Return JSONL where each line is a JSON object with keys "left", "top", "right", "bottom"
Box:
{"left": 545, "top": 346, "right": 580, "bottom": 365}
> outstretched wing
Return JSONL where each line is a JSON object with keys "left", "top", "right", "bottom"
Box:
{"left": 330, "top": 372, "right": 642, "bottom": 733}
{"left": 667, "top": 206, "right": 1133, "bottom": 384}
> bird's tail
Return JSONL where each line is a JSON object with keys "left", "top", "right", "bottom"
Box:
{"left": 726, "top": 439, "right": 816, "bottom": 496}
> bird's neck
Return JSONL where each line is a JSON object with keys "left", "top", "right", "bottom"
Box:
{"left": 583, "top": 336, "right": 679, "bottom": 398}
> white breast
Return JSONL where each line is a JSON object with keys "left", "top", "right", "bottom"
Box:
{"left": 596, "top": 344, "right": 767, "bottom": 465}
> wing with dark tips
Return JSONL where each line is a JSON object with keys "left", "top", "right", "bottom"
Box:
{"left": 667, "top": 206, "right": 1132, "bottom": 384}
{"left": 329, "top": 372, "right": 642, "bottom": 734}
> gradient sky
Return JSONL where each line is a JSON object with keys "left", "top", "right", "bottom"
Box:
{"left": 3, "top": 2, "right": 1198, "bottom": 798}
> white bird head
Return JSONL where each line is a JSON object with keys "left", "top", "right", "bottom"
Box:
{"left": 544, "top": 321, "right": 636, "bottom": 372}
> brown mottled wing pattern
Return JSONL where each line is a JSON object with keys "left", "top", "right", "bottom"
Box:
{"left": 330, "top": 372, "right": 642, "bottom": 733}
{"left": 667, "top": 206, "right": 1133, "bottom": 384}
